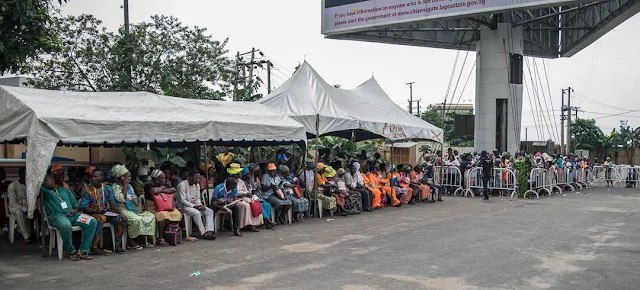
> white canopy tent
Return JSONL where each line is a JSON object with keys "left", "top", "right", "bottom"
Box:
{"left": 0, "top": 86, "right": 307, "bottom": 218}
{"left": 259, "top": 61, "right": 443, "bottom": 142}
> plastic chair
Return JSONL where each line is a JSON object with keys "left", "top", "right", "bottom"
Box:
{"left": 43, "top": 209, "right": 83, "bottom": 260}
{"left": 3, "top": 195, "right": 16, "bottom": 243}
{"left": 100, "top": 222, "right": 116, "bottom": 251}
{"left": 271, "top": 207, "right": 293, "bottom": 224}
{"left": 316, "top": 199, "right": 333, "bottom": 218}
{"left": 214, "top": 210, "right": 232, "bottom": 235}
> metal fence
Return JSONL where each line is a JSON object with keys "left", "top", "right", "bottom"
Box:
{"left": 459, "top": 167, "right": 517, "bottom": 199}
{"left": 434, "top": 166, "right": 464, "bottom": 196}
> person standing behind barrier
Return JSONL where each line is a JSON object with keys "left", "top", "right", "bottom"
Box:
{"left": 603, "top": 157, "right": 614, "bottom": 187}
{"left": 479, "top": 151, "right": 493, "bottom": 200}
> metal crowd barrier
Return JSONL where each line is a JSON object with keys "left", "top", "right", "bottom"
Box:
{"left": 554, "top": 167, "right": 576, "bottom": 193}
{"left": 435, "top": 165, "right": 464, "bottom": 196}
{"left": 620, "top": 166, "right": 639, "bottom": 188}
{"left": 613, "top": 165, "right": 630, "bottom": 187}
{"left": 459, "top": 167, "right": 517, "bottom": 199}
{"left": 524, "top": 168, "right": 550, "bottom": 199}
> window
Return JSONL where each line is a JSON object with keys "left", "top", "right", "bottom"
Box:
{"left": 509, "top": 53, "right": 523, "bottom": 85}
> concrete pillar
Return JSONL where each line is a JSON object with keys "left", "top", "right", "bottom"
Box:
{"left": 475, "top": 23, "right": 524, "bottom": 154}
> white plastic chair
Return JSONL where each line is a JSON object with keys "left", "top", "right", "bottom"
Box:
{"left": 100, "top": 222, "right": 116, "bottom": 251}
{"left": 271, "top": 207, "right": 293, "bottom": 224}
{"left": 316, "top": 199, "right": 333, "bottom": 218}
{"left": 3, "top": 195, "right": 16, "bottom": 243}
{"left": 43, "top": 209, "right": 83, "bottom": 260}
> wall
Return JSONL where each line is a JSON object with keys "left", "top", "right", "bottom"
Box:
{"left": 1, "top": 144, "right": 126, "bottom": 165}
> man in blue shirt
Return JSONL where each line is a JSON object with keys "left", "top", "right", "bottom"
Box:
{"left": 210, "top": 177, "right": 242, "bottom": 236}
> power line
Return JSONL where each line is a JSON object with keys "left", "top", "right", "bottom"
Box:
{"left": 541, "top": 59, "right": 560, "bottom": 142}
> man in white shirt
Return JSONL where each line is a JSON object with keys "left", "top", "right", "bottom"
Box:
{"left": 345, "top": 162, "right": 373, "bottom": 212}
{"left": 7, "top": 167, "right": 31, "bottom": 243}
{"left": 177, "top": 170, "right": 216, "bottom": 240}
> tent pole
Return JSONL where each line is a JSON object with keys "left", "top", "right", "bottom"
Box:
{"left": 40, "top": 193, "right": 46, "bottom": 257}
{"left": 390, "top": 140, "right": 394, "bottom": 165}
{"left": 313, "top": 114, "right": 320, "bottom": 218}
{"left": 203, "top": 141, "right": 209, "bottom": 193}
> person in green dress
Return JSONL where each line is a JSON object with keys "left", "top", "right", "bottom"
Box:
{"left": 111, "top": 165, "right": 156, "bottom": 249}
{"left": 42, "top": 173, "right": 97, "bottom": 261}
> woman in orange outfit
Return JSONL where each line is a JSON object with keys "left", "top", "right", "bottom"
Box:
{"left": 373, "top": 164, "right": 401, "bottom": 207}
{"left": 410, "top": 166, "right": 431, "bottom": 202}
{"left": 397, "top": 165, "right": 414, "bottom": 205}
{"left": 361, "top": 165, "right": 384, "bottom": 210}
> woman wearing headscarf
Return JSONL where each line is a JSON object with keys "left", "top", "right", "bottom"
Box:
{"left": 314, "top": 163, "right": 338, "bottom": 215}
{"left": 261, "top": 163, "right": 293, "bottom": 225}
{"left": 279, "top": 165, "right": 309, "bottom": 222}
{"left": 229, "top": 163, "right": 263, "bottom": 232}
{"left": 144, "top": 169, "right": 182, "bottom": 246}
{"left": 112, "top": 164, "right": 156, "bottom": 249}
{"left": 338, "top": 167, "right": 362, "bottom": 214}
{"left": 244, "top": 164, "right": 276, "bottom": 229}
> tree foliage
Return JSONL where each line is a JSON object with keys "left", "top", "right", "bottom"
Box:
{"left": 20, "top": 14, "right": 254, "bottom": 100}
{"left": 0, "top": 0, "right": 67, "bottom": 74}
{"left": 571, "top": 118, "right": 602, "bottom": 151}
{"left": 617, "top": 125, "right": 640, "bottom": 164}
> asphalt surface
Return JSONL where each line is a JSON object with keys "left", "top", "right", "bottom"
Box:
{"left": 1, "top": 186, "right": 640, "bottom": 290}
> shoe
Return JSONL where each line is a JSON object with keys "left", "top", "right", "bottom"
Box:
{"left": 90, "top": 248, "right": 108, "bottom": 255}
{"left": 115, "top": 246, "right": 125, "bottom": 254}
{"left": 203, "top": 231, "right": 217, "bottom": 240}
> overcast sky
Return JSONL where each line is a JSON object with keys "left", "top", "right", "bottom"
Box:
{"left": 60, "top": 0, "right": 640, "bottom": 142}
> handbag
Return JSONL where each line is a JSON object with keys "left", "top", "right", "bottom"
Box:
{"left": 152, "top": 193, "right": 174, "bottom": 212}
{"left": 249, "top": 198, "right": 263, "bottom": 217}
{"left": 163, "top": 223, "right": 182, "bottom": 246}
{"left": 130, "top": 196, "right": 145, "bottom": 214}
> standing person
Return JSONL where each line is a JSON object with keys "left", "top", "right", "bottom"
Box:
{"left": 218, "top": 147, "right": 235, "bottom": 167}
{"left": 7, "top": 167, "right": 31, "bottom": 244}
{"left": 479, "top": 151, "right": 493, "bottom": 201}
{"left": 299, "top": 160, "right": 315, "bottom": 199}
{"left": 111, "top": 165, "right": 157, "bottom": 249}
{"left": 603, "top": 157, "right": 614, "bottom": 187}
{"left": 42, "top": 174, "right": 97, "bottom": 261}
{"left": 177, "top": 170, "right": 216, "bottom": 240}
{"left": 79, "top": 169, "right": 127, "bottom": 254}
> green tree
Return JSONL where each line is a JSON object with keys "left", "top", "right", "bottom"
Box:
{"left": 617, "top": 125, "right": 640, "bottom": 165}
{"left": 570, "top": 118, "right": 602, "bottom": 152}
{"left": 0, "top": 0, "right": 67, "bottom": 74}
{"left": 596, "top": 128, "right": 617, "bottom": 161}
{"left": 20, "top": 14, "right": 252, "bottom": 100}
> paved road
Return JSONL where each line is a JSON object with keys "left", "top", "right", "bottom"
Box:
{"left": 1, "top": 187, "right": 639, "bottom": 289}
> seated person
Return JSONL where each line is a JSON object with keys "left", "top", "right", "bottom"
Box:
{"left": 335, "top": 168, "right": 360, "bottom": 215}
{"left": 360, "top": 165, "right": 384, "bottom": 210}
{"left": 345, "top": 162, "right": 370, "bottom": 212}
{"left": 279, "top": 165, "right": 309, "bottom": 222}
{"left": 111, "top": 165, "right": 157, "bottom": 249}
{"left": 424, "top": 165, "right": 442, "bottom": 202}
{"left": 228, "top": 163, "right": 262, "bottom": 232}
{"left": 7, "top": 167, "right": 32, "bottom": 244}
{"left": 389, "top": 166, "right": 408, "bottom": 204}
{"left": 314, "top": 163, "right": 338, "bottom": 215}
{"left": 245, "top": 164, "right": 276, "bottom": 228}
{"left": 398, "top": 165, "right": 415, "bottom": 205}
{"left": 177, "top": 170, "right": 216, "bottom": 240}
{"left": 42, "top": 173, "right": 97, "bottom": 261}
{"left": 144, "top": 170, "right": 184, "bottom": 246}
{"left": 370, "top": 164, "right": 400, "bottom": 207}
{"left": 210, "top": 177, "right": 243, "bottom": 236}
{"left": 410, "top": 166, "right": 431, "bottom": 203}
{"left": 79, "top": 169, "right": 127, "bottom": 254}
{"left": 261, "top": 163, "right": 293, "bottom": 225}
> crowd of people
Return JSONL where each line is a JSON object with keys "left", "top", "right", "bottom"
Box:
{"left": 0, "top": 146, "right": 633, "bottom": 261}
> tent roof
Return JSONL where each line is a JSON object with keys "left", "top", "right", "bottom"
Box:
{"left": 259, "top": 61, "right": 443, "bottom": 142}
{"left": 0, "top": 86, "right": 307, "bottom": 145}
{"left": 0, "top": 85, "right": 307, "bottom": 218}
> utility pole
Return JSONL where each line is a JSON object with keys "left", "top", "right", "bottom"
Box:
{"left": 566, "top": 87, "right": 573, "bottom": 154}
{"left": 415, "top": 99, "right": 421, "bottom": 117}
{"left": 233, "top": 51, "right": 240, "bottom": 101}
{"left": 406, "top": 82, "right": 415, "bottom": 114}
{"left": 123, "top": 0, "right": 130, "bottom": 33}
{"left": 247, "top": 48, "right": 256, "bottom": 99}
{"left": 561, "top": 89, "right": 566, "bottom": 154}
{"left": 267, "top": 61, "right": 272, "bottom": 94}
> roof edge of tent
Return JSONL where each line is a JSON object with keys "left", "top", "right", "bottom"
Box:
{"left": 1, "top": 137, "right": 306, "bottom": 146}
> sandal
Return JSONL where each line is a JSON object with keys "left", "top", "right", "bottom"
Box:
{"left": 79, "top": 252, "right": 93, "bottom": 260}
{"left": 69, "top": 252, "right": 81, "bottom": 261}
{"left": 186, "top": 236, "right": 199, "bottom": 242}
{"left": 233, "top": 229, "right": 243, "bottom": 237}
{"left": 127, "top": 244, "right": 143, "bottom": 250}
{"left": 157, "top": 238, "right": 169, "bottom": 246}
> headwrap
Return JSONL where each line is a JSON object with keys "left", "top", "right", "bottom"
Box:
{"left": 337, "top": 168, "right": 346, "bottom": 175}
{"left": 150, "top": 169, "right": 163, "bottom": 179}
{"left": 324, "top": 166, "right": 336, "bottom": 177}
{"left": 241, "top": 166, "right": 250, "bottom": 177}
{"left": 111, "top": 164, "right": 129, "bottom": 178}
{"left": 278, "top": 164, "right": 290, "bottom": 173}
{"left": 137, "top": 167, "right": 149, "bottom": 176}
{"left": 316, "top": 162, "right": 326, "bottom": 170}
{"left": 352, "top": 162, "right": 361, "bottom": 172}
{"left": 86, "top": 165, "right": 97, "bottom": 175}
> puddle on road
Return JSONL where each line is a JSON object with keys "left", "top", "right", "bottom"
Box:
{"left": 586, "top": 206, "right": 628, "bottom": 213}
